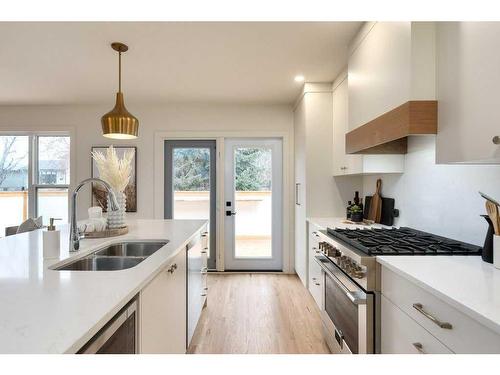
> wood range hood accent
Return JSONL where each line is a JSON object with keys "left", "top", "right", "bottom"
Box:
{"left": 346, "top": 100, "right": 437, "bottom": 154}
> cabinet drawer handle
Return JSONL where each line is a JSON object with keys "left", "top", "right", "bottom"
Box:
{"left": 412, "top": 342, "right": 425, "bottom": 354}
{"left": 412, "top": 303, "right": 453, "bottom": 329}
{"left": 167, "top": 264, "right": 177, "bottom": 273}
{"left": 314, "top": 282, "right": 321, "bottom": 286}
{"left": 493, "top": 136, "right": 500, "bottom": 145}
{"left": 201, "top": 293, "right": 207, "bottom": 297}
{"left": 203, "top": 287, "right": 209, "bottom": 291}
{"left": 201, "top": 232, "right": 208, "bottom": 237}
{"left": 201, "top": 250, "right": 208, "bottom": 254}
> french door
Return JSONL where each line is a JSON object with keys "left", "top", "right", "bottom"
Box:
{"left": 224, "top": 138, "right": 283, "bottom": 271}
{"left": 164, "top": 140, "right": 216, "bottom": 269}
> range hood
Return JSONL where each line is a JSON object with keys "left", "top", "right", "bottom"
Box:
{"left": 346, "top": 100, "right": 437, "bottom": 154}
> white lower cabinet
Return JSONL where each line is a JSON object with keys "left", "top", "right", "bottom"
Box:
{"left": 307, "top": 223, "right": 323, "bottom": 308}
{"left": 187, "top": 231, "right": 208, "bottom": 346}
{"left": 381, "top": 265, "right": 500, "bottom": 353}
{"left": 140, "top": 249, "right": 187, "bottom": 353}
{"left": 381, "top": 295, "right": 452, "bottom": 354}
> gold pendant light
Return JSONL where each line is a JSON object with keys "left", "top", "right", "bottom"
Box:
{"left": 101, "top": 42, "right": 139, "bottom": 139}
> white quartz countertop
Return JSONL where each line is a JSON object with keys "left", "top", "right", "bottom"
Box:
{"left": 0, "top": 219, "right": 207, "bottom": 354}
{"left": 377, "top": 256, "right": 500, "bottom": 335}
{"left": 307, "top": 217, "right": 391, "bottom": 230}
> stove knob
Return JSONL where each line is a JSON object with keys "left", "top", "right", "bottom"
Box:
{"left": 327, "top": 247, "right": 333, "bottom": 256}
{"left": 352, "top": 271, "right": 364, "bottom": 279}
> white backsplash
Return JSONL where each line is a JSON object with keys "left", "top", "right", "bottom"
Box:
{"left": 363, "top": 136, "right": 500, "bottom": 246}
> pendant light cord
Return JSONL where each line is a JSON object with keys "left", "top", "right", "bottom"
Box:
{"left": 118, "top": 51, "right": 122, "bottom": 93}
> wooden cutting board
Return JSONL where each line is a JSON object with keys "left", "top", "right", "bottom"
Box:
{"left": 367, "top": 179, "right": 383, "bottom": 223}
{"left": 364, "top": 196, "right": 396, "bottom": 226}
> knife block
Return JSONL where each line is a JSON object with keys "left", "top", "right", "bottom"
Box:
{"left": 481, "top": 215, "right": 494, "bottom": 263}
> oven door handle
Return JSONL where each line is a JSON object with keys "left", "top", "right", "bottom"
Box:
{"left": 314, "top": 256, "right": 367, "bottom": 305}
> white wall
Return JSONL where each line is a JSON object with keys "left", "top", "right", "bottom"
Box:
{"left": 0, "top": 103, "right": 293, "bottom": 220}
{"left": 363, "top": 136, "right": 500, "bottom": 246}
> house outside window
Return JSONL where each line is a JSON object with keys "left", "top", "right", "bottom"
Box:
{"left": 0, "top": 134, "right": 70, "bottom": 236}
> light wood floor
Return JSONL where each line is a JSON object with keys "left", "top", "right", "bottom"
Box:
{"left": 188, "top": 273, "right": 330, "bottom": 354}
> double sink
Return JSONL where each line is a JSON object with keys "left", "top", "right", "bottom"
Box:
{"left": 55, "top": 241, "right": 168, "bottom": 271}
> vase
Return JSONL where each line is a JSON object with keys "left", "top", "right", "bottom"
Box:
{"left": 107, "top": 191, "right": 127, "bottom": 229}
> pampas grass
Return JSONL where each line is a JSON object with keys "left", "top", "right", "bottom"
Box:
{"left": 91, "top": 145, "right": 134, "bottom": 193}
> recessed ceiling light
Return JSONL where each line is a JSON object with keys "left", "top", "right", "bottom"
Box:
{"left": 294, "top": 75, "right": 305, "bottom": 82}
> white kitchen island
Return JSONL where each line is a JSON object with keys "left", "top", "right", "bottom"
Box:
{"left": 0, "top": 219, "right": 207, "bottom": 354}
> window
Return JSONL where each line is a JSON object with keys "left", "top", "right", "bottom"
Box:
{"left": 0, "top": 133, "right": 70, "bottom": 236}
{"left": 35, "top": 136, "right": 70, "bottom": 226}
{"left": 0, "top": 136, "right": 29, "bottom": 236}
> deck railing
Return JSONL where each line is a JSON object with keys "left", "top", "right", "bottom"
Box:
{"left": 0, "top": 190, "right": 67, "bottom": 236}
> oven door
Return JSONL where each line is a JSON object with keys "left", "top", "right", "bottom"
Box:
{"left": 315, "top": 255, "right": 374, "bottom": 354}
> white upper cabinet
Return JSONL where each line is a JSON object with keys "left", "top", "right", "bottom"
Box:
{"left": 348, "top": 22, "right": 436, "bottom": 130}
{"left": 436, "top": 22, "right": 500, "bottom": 163}
{"left": 333, "top": 75, "right": 362, "bottom": 175}
{"left": 332, "top": 72, "right": 405, "bottom": 176}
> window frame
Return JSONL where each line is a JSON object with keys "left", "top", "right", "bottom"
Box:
{"left": 32, "top": 134, "right": 71, "bottom": 221}
{"left": 0, "top": 130, "right": 72, "bottom": 223}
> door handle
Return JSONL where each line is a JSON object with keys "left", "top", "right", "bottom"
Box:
{"left": 225, "top": 210, "right": 237, "bottom": 216}
{"left": 295, "top": 183, "right": 301, "bottom": 205}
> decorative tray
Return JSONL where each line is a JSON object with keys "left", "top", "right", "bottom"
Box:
{"left": 84, "top": 226, "right": 129, "bottom": 238}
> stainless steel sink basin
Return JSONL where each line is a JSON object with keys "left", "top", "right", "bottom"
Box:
{"left": 54, "top": 241, "right": 169, "bottom": 271}
{"left": 56, "top": 256, "right": 145, "bottom": 271}
{"left": 94, "top": 241, "right": 168, "bottom": 257}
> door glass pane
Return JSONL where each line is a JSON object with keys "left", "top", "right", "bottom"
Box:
{"left": 234, "top": 147, "right": 272, "bottom": 258}
{"left": 37, "top": 188, "right": 69, "bottom": 225}
{"left": 0, "top": 136, "right": 29, "bottom": 236}
{"left": 172, "top": 148, "right": 211, "bottom": 222}
{"left": 38, "top": 136, "right": 70, "bottom": 185}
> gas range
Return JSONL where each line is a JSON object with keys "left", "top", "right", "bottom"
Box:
{"left": 316, "top": 226, "right": 482, "bottom": 292}
{"left": 328, "top": 227, "right": 482, "bottom": 256}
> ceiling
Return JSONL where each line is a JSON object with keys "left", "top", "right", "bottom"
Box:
{"left": 0, "top": 22, "right": 361, "bottom": 105}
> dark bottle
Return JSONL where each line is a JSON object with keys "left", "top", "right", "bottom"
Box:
{"left": 354, "top": 191, "right": 360, "bottom": 205}
{"left": 346, "top": 201, "right": 352, "bottom": 219}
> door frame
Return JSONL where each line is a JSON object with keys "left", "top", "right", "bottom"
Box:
{"left": 154, "top": 131, "right": 293, "bottom": 273}
{"left": 223, "top": 138, "right": 283, "bottom": 271}
{"left": 164, "top": 140, "right": 217, "bottom": 270}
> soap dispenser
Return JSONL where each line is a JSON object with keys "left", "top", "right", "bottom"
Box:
{"left": 43, "top": 218, "right": 62, "bottom": 259}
